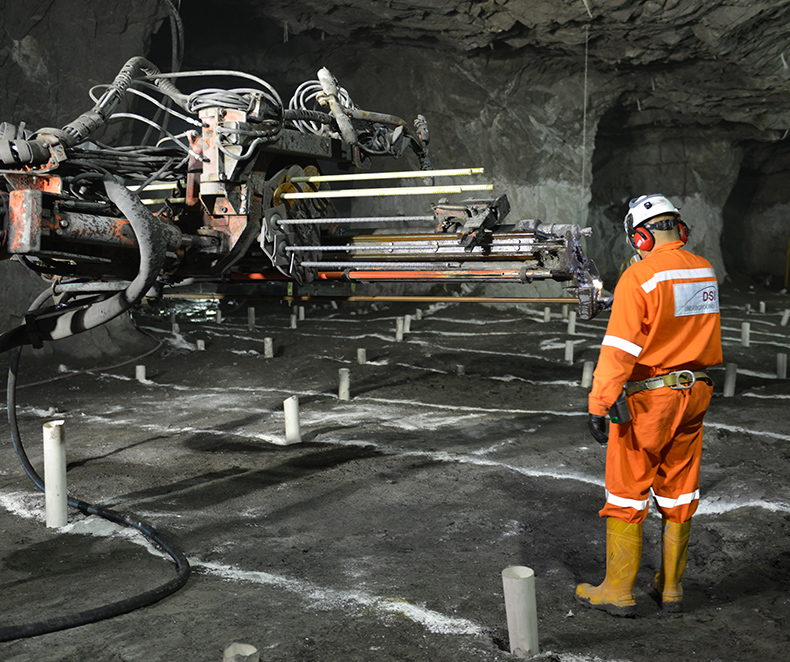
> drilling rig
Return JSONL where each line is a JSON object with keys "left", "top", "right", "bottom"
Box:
{"left": 0, "top": 57, "right": 605, "bottom": 352}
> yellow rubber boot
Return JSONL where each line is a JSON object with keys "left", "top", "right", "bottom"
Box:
{"left": 653, "top": 518, "right": 691, "bottom": 613}
{"left": 576, "top": 518, "right": 643, "bottom": 617}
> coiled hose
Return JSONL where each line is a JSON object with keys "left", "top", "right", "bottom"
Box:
{"left": 0, "top": 332, "right": 190, "bottom": 641}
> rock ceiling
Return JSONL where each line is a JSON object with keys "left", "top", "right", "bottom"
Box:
{"left": 231, "top": 0, "right": 790, "bottom": 137}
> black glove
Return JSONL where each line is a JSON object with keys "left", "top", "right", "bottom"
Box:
{"left": 587, "top": 413, "right": 608, "bottom": 445}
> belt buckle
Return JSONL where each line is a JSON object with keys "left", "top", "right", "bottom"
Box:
{"left": 670, "top": 369, "right": 696, "bottom": 390}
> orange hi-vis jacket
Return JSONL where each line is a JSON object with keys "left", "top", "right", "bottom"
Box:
{"left": 589, "top": 240, "right": 722, "bottom": 416}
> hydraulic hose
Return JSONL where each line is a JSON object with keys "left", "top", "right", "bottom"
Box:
{"left": 0, "top": 176, "right": 167, "bottom": 353}
{"left": 0, "top": 333, "right": 190, "bottom": 641}
{"left": 0, "top": 57, "right": 187, "bottom": 168}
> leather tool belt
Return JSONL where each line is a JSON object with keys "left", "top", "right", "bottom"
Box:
{"left": 625, "top": 369, "right": 712, "bottom": 396}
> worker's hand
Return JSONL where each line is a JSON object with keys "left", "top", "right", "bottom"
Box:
{"left": 587, "top": 413, "right": 608, "bottom": 445}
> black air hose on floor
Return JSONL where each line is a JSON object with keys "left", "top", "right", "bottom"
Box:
{"left": 0, "top": 328, "right": 190, "bottom": 642}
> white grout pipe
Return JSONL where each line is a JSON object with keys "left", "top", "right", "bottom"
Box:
{"left": 404, "top": 314, "right": 412, "bottom": 333}
{"left": 543, "top": 306, "right": 551, "bottom": 323}
{"left": 741, "top": 322, "right": 750, "bottom": 347}
{"left": 395, "top": 317, "right": 405, "bottom": 341}
{"left": 283, "top": 396, "right": 301, "bottom": 444}
{"left": 724, "top": 363, "right": 738, "bottom": 397}
{"left": 357, "top": 348, "right": 367, "bottom": 365}
{"left": 222, "top": 642, "right": 260, "bottom": 662}
{"left": 456, "top": 364, "right": 465, "bottom": 376}
{"left": 502, "top": 566, "right": 539, "bottom": 658}
{"left": 171, "top": 321, "right": 180, "bottom": 334}
{"left": 759, "top": 301, "right": 766, "bottom": 314}
{"left": 248, "top": 306, "right": 256, "bottom": 331}
{"left": 290, "top": 313, "right": 298, "bottom": 329}
{"left": 298, "top": 305, "right": 305, "bottom": 321}
{"left": 778, "top": 353, "right": 787, "bottom": 379}
{"left": 338, "top": 368, "right": 351, "bottom": 401}
{"left": 415, "top": 308, "right": 423, "bottom": 321}
{"left": 581, "top": 361, "right": 595, "bottom": 388}
{"left": 196, "top": 339, "right": 205, "bottom": 351}
{"left": 782, "top": 309, "right": 790, "bottom": 327}
{"left": 264, "top": 337, "right": 274, "bottom": 359}
{"left": 567, "top": 310, "right": 577, "bottom": 335}
{"left": 43, "top": 420, "right": 68, "bottom": 528}
{"left": 564, "top": 340, "right": 574, "bottom": 364}
{"left": 562, "top": 304, "right": 569, "bottom": 320}
{"left": 215, "top": 309, "right": 222, "bottom": 324}
{"left": 135, "top": 364, "right": 146, "bottom": 383}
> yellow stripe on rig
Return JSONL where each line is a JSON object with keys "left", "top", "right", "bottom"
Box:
{"left": 287, "top": 167, "right": 485, "bottom": 183}
{"left": 281, "top": 184, "right": 494, "bottom": 200}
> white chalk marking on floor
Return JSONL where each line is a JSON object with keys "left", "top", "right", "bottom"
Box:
{"left": 229, "top": 349, "right": 261, "bottom": 357}
{"left": 721, "top": 320, "right": 783, "bottom": 332}
{"left": 393, "top": 362, "right": 450, "bottom": 375}
{"left": 0, "top": 491, "right": 44, "bottom": 521}
{"left": 742, "top": 392, "right": 790, "bottom": 399}
{"left": 706, "top": 421, "right": 790, "bottom": 442}
{"left": 164, "top": 332, "right": 197, "bottom": 351}
{"left": 490, "top": 375, "right": 578, "bottom": 386}
{"left": 696, "top": 498, "right": 790, "bottom": 515}
{"left": 194, "top": 559, "right": 484, "bottom": 636}
{"left": 736, "top": 368, "right": 782, "bottom": 378}
{"left": 412, "top": 315, "right": 522, "bottom": 326}
{"left": 409, "top": 337, "right": 601, "bottom": 361}
{"left": 438, "top": 451, "right": 605, "bottom": 488}
{"left": 721, "top": 338, "right": 790, "bottom": 351}
{"left": 417, "top": 328, "right": 543, "bottom": 337}
{"left": 357, "top": 395, "right": 585, "bottom": 418}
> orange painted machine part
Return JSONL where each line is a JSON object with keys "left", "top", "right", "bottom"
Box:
{"left": 4, "top": 173, "right": 63, "bottom": 194}
{"left": 7, "top": 188, "right": 42, "bottom": 253}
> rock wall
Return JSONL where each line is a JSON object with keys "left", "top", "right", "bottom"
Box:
{"left": 723, "top": 140, "right": 790, "bottom": 286}
{"left": 588, "top": 123, "right": 743, "bottom": 283}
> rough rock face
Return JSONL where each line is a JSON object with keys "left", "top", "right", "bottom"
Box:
{"left": 1, "top": 0, "right": 168, "bottom": 129}
{"left": 254, "top": 0, "right": 790, "bottom": 134}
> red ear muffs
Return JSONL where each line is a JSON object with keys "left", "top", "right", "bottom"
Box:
{"left": 632, "top": 226, "right": 654, "bottom": 251}
{"left": 678, "top": 220, "right": 689, "bottom": 244}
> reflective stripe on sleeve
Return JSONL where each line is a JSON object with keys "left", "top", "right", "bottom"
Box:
{"left": 606, "top": 491, "right": 649, "bottom": 511}
{"left": 640, "top": 268, "right": 717, "bottom": 293}
{"left": 653, "top": 489, "right": 700, "bottom": 509}
{"left": 602, "top": 334, "right": 643, "bottom": 357}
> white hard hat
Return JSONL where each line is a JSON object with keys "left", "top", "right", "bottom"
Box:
{"left": 624, "top": 194, "right": 680, "bottom": 231}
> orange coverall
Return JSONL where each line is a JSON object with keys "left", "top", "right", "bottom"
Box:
{"left": 589, "top": 240, "right": 722, "bottom": 523}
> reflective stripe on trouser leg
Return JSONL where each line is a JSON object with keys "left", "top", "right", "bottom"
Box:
{"left": 599, "top": 383, "right": 712, "bottom": 524}
{"left": 650, "top": 385, "right": 710, "bottom": 522}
